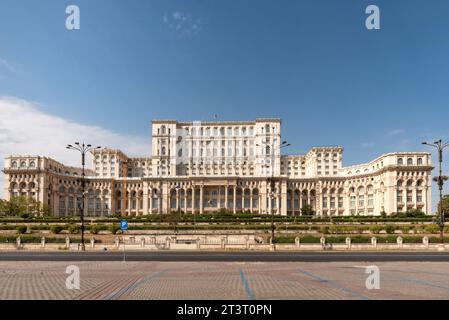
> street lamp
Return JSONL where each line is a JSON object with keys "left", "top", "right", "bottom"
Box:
{"left": 422, "top": 139, "right": 449, "bottom": 243}
{"left": 256, "top": 135, "right": 291, "bottom": 242}
{"left": 66, "top": 142, "right": 101, "bottom": 251}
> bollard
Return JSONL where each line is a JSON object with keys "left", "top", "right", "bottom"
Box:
{"left": 90, "top": 238, "right": 95, "bottom": 249}
{"left": 41, "top": 237, "right": 46, "bottom": 248}
{"left": 196, "top": 237, "right": 201, "bottom": 250}
{"left": 165, "top": 237, "right": 171, "bottom": 249}
{"left": 245, "top": 237, "right": 250, "bottom": 250}
{"left": 422, "top": 236, "right": 429, "bottom": 249}
{"left": 371, "top": 237, "right": 377, "bottom": 249}
{"left": 320, "top": 236, "right": 326, "bottom": 245}
{"left": 16, "top": 237, "right": 21, "bottom": 249}
{"left": 397, "top": 236, "right": 403, "bottom": 249}
{"left": 221, "top": 237, "right": 225, "bottom": 249}
{"left": 140, "top": 237, "right": 145, "bottom": 248}
{"left": 151, "top": 236, "right": 156, "bottom": 245}
{"left": 65, "top": 237, "right": 70, "bottom": 249}
{"left": 295, "top": 237, "right": 300, "bottom": 248}
{"left": 129, "top": 236, "right": 135, "bottom": 244}
{"left": 345, "top": 237, "right": 351, "bottom": 250}
{"left": 115, "top": 237, "right": 120, "bottom": 248}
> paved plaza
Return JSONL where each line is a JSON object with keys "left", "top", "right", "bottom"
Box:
{"left": 1, "top": 260, "right": 449, "bottom": 299}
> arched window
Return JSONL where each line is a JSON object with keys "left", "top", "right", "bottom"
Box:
{"left": 161, "top": 147, "right": 166, "bottom": 156}
{"left": 407, "top": 158, "right": 413, "bottom": 165}
{"left": 11, "top": 161, "right": 17, "bottom": 168}
{"left": 161, "top": 126, "right": 166, "bottom": 134}
{"left": 20, "top": 161, "right": 26, "bottom": 168}
{"left": 417, "top": 158, "right": 423, "bottom": 165}
{"left": 59, "top": 186, "right": 66, "bottom": 193}
{"left": 407, "top": 180, "right": 413, "bottom": 187}
{"left": 416, "top": 180, "right": 423, "bottom": 187}
{"left": 398, "top": 158, "right": 403, "bottom": 165}
{"left": 397, "top": 180, "right": 403, "bottom": 187}
{"left": 29, "top": 182, "right": 36, "bottom": 189}
{"left": 29, "top": 161, "right": 35, "bottom": 168}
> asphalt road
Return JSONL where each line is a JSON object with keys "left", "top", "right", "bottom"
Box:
{"left": 2, "top": 251, "right": 449, "bottom": 262}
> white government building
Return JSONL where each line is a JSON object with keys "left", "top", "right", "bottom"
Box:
{"left": 2, "top": 118, "right": 433, "bottom": 217}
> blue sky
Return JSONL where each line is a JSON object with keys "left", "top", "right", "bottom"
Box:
{"left": 1, "top": 0, "right": 449, "bottom": 206}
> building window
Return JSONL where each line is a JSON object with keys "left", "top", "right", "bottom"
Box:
{"left": 358, "top": 195, "right": 364, "bottom": 207}
{"left": 397, "top": 190, "right": 403, "bottom": 203}
{"left": 407, "top": 158, "right": 413, "bottom": 165}
{"left": 398, "top": 158, "right": 403, "bottom": 165}
{"left": 350, "top": 196, "right": 356, "bottom": 208}
{"left": 417, "top": 190, "right": 423, "bottom": 203}
{"left": 407, "top": 190, "right": 413, "bottom": 203}
{"left": 417, "top": 158, "right": 423, "bottom": 165}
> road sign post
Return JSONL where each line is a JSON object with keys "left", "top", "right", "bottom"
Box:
{"left": 120, "top": 220, "right": 128, "bottom": 263}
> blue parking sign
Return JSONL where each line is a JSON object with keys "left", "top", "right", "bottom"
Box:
{"left": 120, "top": 220, "right": 128, "bottom": 231}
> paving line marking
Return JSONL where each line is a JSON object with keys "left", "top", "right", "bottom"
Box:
{"left": 382, "top": 275, "right": 449, "bottom": 293}
{"left": 105, "top": 269, "right": 169, "bottom": 300}
{"left": 296, "top": 267, "right": 370, "bottom": 300}
{"left": 238, "top": 268, "right": 255, "bottom": 300}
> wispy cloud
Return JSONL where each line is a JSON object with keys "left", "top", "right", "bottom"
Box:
{"left": 385, "top": 129, "right": 405, "bottom": 137}
{"left": 0, "top": 96, "right": 149, "bottom": 198}
{"left": 0, "top": 57, "right": 14, "bottom": 73}
{"left": 163, "top": 11, "right": 202, "bottom": 35}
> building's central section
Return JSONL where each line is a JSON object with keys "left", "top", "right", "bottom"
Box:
{"left": 151, "top": 119, "right": 283, "bottom": 178}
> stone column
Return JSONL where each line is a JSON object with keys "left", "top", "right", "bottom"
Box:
{"left": 225, "top": 185, "right": 228, "bottom": 211}
{"left": 281, "top": 181, "right": 287, "bottom": 216}
{"left": 233, "top": 186, "right": 237, "bottom": 214}
{"left": 143, "top": 185, "right": 149, "bottom": 215}
{"left": 136, "top": 193, "right": 140, "bottom": 216}
{"left": 192, "top": 187, "right": 196, "bottom": 213}
{"left": 200, "top": 185, "right": 204, "bottom": 214}
{"left": 250, "top": 189, "right": 253, "bottom": 213}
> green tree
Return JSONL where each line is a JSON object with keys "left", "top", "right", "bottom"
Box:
{"left": 4, "top": 196, "right": 28, "bottom": 216}
{"left": 438, "top": 195, "right": 449, "bottom": 219}
{"left": 301, "top": 204, "right": 314, "bottom": 216}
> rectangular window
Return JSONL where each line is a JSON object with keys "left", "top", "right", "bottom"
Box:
{"left": 407, "top": 190, "right": 413, "bottom": 202}
{"left": 417, "top": 190, "right": 423, "bottom": 203}
{"left": 358, "top": 195, "right": 364, "bottom": 207}
{"left": 397, "top": 190, "right": 403, "bottom": 203}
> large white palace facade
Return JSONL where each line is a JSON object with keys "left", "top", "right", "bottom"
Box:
{"left": 2, "top": 118, "right": 433, "bottom": 217}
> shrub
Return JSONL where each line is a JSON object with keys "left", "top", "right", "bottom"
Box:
{"left": 90, "top": 225, "right": 100, "bottom": 234}
{"left": 109, "top": 223, "right": 120, "bottom": 234}
{"left": 385, "top": 225, "right": 396, "bottom": 234}
{"left": 425, "top": 224, "right": 440, "bottom": 234}
{"left": 401, "top": 226, "right": 410, "bottom": 234}
{"left": 67, "top": 224, "right": 80, "bottom": 234}
{"left": 19, "top": 212, "right": 30, "bottom": 219}
{"left": 319, "top": 226, "right": 329, "bottom": 234}
{"left": 50, "top": 225, "right": 63, "bottom": 234}
{"left": 16, "top": 225, "right": 27, "bottom": 234}
{"left": 369, "top": 225, "right": 383, "bottom": 234}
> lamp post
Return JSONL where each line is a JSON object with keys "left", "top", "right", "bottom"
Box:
{"left": 66, "top": 142, "right": 101, "bottom": 251}
{"left": 422, "top": 139, "right": 449, "bottom": 243}
{"left": 257, "top": 133, "right": 290, "bottom": 242}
